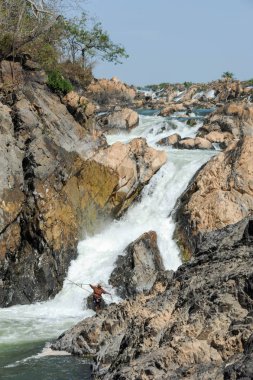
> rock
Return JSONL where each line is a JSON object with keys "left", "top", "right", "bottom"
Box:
{"left": 217, "top": 81, "right": 242, "bottom": 102}
{"left": 0, "top": 61, "right": 166, "bottom": 306}
{"left": 86, "top": 294, "right": 107, "bottom": 312}
{"left": 23, "top": 59, "right": 41, "bottom": 71}
{"left": 159, "top": 103, "right": 185, "bottom": 116}
{"left": 87, "top": 78, "right": 136, "bottom": 106}
{"left": 100, "top": 107, "right": 139, "bottom": 132}
{"left": 0, "top": 60, "right": 24, "bottom": 88}
{"left": 187, "top": 118, "right": 197, "bottom": 127}
{"left": 198, "top": 103, "right": 253, "bottom": 143}
{"left": 51, "top": 224, "right": 253, "bottom": 379}
{"left": 0, "top": 102, "right": 24, "bottom": 262}
{"left": 204, "top": 131, "right": 233, "bottom": 148}
{"left": 194, "top": 137, "right": 213, "bottom": 150}
{"left": 62, "top": 91, "right": 96, "bottom": 132}
{"left": 109, "top": 231, "right": 165, "bottom": 298}
{"left": 177, "top": 138, "right": 196, "bottom": 149}
{"left": 177, "top": 137, "right": 213, "bottom": 150}
{"left": 174, "top": 103, "right": 253, "bottom": 256}
{"left": 224, "top": 333, "right": 253, "bottom": 379}
{"left": 157, "top": 133, "right": 181, "bottom": 147}
{"left": 91, "top": 138, "right": 167, "bottom": 216}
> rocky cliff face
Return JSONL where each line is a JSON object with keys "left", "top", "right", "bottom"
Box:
{"left": 51, "top": 219, "right": 253, "bottom": 379}
{"left": 50, "top": 101, "right": 253, "bottom": 379}
{"left": 0, "top": 59, "right": 166, "bottom": 306}
{"left": 174, "top": 103, "right": 253, "bottom": 257}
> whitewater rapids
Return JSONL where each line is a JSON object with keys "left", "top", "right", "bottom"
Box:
{"left": 0, "top": 112, "right": 215, "bottom": 347}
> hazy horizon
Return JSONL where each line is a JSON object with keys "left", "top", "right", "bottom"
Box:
{"left": 81, "top": 0, "right": 253, "bottom": 86}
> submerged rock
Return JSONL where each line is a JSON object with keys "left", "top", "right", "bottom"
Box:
{"left": 109, "top": 231, "right": 164, "bottom": 298}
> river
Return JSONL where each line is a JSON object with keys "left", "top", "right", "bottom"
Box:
{"left": 0, "top": 109, "right": 216, "bottom": 379}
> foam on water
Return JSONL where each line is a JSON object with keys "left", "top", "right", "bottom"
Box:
{"left": 0, "top": 113, "right": 215, "bottom": 347}
{"left": 107, "top": 113, "right": 201, "bottom": 147}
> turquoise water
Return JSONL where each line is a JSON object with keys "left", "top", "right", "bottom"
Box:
{"left": 0, "top": 341, "right": 92, "bottom": 380}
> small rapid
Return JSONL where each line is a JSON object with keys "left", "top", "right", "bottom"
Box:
{"left": 0, "top": 110, "right": 216, "bottom": 376}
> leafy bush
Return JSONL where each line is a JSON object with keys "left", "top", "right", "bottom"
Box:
{"left": 245, "top": 78, "right": 253, "bottom": 86}
{"left": 59, "top": 60, "right": 93, "bottom": 89}
{"left": 47, "top": 70, "right": 74, "bottom": 95}
{"left": 183, "top": 81, "right": 193, "bottom": 88}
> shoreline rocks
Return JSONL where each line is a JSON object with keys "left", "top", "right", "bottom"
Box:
{"left": 51, "top": 220, "right": 253, "bottom": 379}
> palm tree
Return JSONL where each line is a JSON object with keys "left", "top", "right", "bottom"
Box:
{"left": 222, "top": 71, "right": 235, "bottom": 80}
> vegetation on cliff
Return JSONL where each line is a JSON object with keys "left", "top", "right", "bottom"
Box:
{"left": 0, "top": 0, "right": 128, "bottom": 92}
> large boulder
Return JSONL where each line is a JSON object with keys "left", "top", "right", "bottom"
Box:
{"left": 87, "top": 77, "right": 136, "bottom": 106}
{"left": 174, "top": 103, "right": 253, "bottom": 257}
{"left": 109, "top": 231, "right": 165, "bottom": 298}
{"left": 157, "top": 133, "right": 181, "bottom": 147}
{"left": 99, "top": 107, "right": 139, "bottom": 132}
{"left": 159, "top": 103, "right": 185, "bottom": 116}
{"left": 197, "top": 103, "right": 253, "bottom": 145}
{"left": 177, "top": 137, "right": 213, "bottom": 150}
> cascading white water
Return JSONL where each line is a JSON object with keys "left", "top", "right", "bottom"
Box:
{"left": 0, "top": 112, "right": 216, "bottom": 359}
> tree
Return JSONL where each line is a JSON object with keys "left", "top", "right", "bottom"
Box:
{"left": 0, "top": 2, "right": 128, "bottom": 68}
{"left": 0, "top": 1, "right": 128, "bottom": 91}
{"left": 0, "top": 0, "right": 61, "bottom": 57}
{"left": 62, "top": 13, "right": 128, "bottom": 68}
{"left": 222, "top": 71, "right": 235, "bottom": 80}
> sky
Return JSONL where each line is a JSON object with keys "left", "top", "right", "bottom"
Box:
{"left": 74, "top": 0, "right": 253, "bottom": 86}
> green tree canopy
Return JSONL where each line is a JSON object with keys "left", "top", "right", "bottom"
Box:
{"left": 0, "top": 0, "right": 128, "bottom": 83}
{"left": 62, "top": 13, "right": 128, "bottom": 67}
{"left": 222, "top": 71, "right": 235, "bottom": 80}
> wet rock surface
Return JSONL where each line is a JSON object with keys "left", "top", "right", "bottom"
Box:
{"left": 109, "top": 231, "right": 164, "bottom": 298}
{"left": 50, "top": 102, "right": 253, "bottom": 379}
{"left": 51, "top": 221, "right": 253, "bottom": 379}
{"left": 0, "top": 60, "right": 166, "bottom": 306}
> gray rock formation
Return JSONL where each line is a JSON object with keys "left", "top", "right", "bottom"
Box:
{"left": 51, "top": 218, "right": 253, "bottom": 379}
{"left": 109, "top": 231, "right": 165, "bottom": 298}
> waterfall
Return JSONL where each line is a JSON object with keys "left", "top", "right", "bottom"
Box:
{"left": 0, "top": 111, "right": 216, "bottom": 371}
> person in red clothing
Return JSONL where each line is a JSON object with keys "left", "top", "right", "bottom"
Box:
{"left": 89, "top": 283, "right": 111, "bottom": 311}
